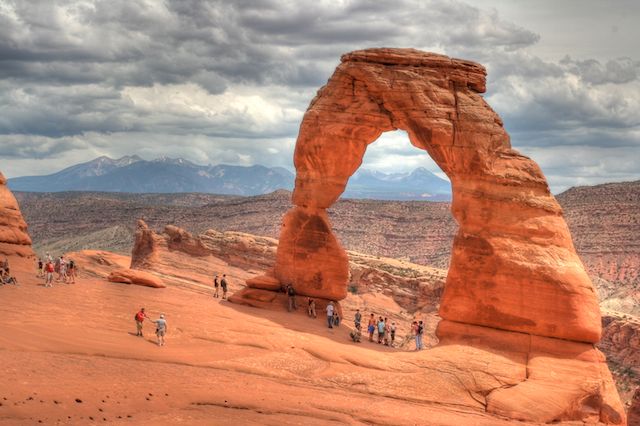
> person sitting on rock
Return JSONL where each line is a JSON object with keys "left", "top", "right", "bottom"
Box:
{"left": 307, "top": 297, "right": 316, "bottom": 318}
{"left": 350, "top": 327, "right": 361, "bottom": 343}
{"left": 1, "top": 268, "right": 17, "bottom": 285}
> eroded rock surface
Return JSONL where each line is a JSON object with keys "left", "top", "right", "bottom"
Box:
{"left": 0, "top": 172, "right": 34, "bottom": 258}
{"left": 108, "top": 268, "right": 165, "bottom": 288}
{"left": 235, "top": 48, "right": 623, "bottom": 423}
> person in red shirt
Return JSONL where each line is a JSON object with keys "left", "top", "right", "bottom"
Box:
{"left": 134, "top": 308, "right": 149, "bottom": 337}
{"left": 45, "top": 260, "right": 55, "bottom": 287}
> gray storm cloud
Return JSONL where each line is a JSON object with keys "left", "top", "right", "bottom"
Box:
{"left": 0, "top": 0, "right": 638, "bottom": 192}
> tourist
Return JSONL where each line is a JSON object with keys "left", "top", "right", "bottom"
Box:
{"left": 326, "top": 301, "right": 335, "bottom": 328}
{"left": 367, "top": 314, "right": 376, "bottom": 342}
{"left": 332, "top": 311, "right": 340, "bottom": 327}
{"left": 134, "top": 307, "right": 149, "bottom": 337}
{"left": 150, "top": 314, "right": 168, "bottom": 346}
{"left": 66, "top": 259, "right": 76, "bottom": 284}
{"left": 349, "top": 327, "right": 362, "bottom": 343}
{"left": 384, "top": 317, "right": 391, "bottom": 346}
{"left": 54, "top": 256, "right": 61, "bottom": 281}
{"left": 377, "top": 317, "right": 385, "bottom": 344}
{"left": 287, "top": 284, "right": 297, "bottom": 311}
{"left": 59, "top": 256, "right": 67, "bottom": 282}
{"left": 354, "top": 309, "right": 362, "bottom": 330}
{"left": 390, "top": 321, "right": 396, "bottom": 346}
{"left": 307, "top": 297, "right": 316, "bottom": 318}
{"left": 416, "top": 320, "right": 425, "bottom": 350}
{"left": 44, "top": 260, "right": 55, "bottom": 287}
{"left": 213, "top": 274, "right": 220, "bottom": 298}
{"left": 37, "top": 258, "right": 43, "bottom": 277}
{"left": 411, "top": 321, "right": 418, "bottom": 350}
{"left": 1, "top": 268, "right": 18, "bottom": 285}
{"left": 220, "top": 274, "right": 228, "bottom": 299}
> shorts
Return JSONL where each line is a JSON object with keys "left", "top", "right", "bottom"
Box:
{"left": 367, "top": 325, "right": 375, "bottom": 334}
{"left": 156, "top": 328, "right": 166, "bottom": 337}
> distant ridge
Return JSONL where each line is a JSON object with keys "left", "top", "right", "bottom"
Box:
{"left": 8, "top": 156, "right": 452, "bottom": 200}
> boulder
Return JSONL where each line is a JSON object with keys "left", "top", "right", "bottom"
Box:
{"left": 108, "top": 268, "right": 165, "bottom": 288}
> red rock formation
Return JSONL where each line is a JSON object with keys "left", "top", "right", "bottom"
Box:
{"left": 0, "top": 172, "right": 34, "bottom": 258}
{"left": 107, "top": 268, "right": 165, "bottom": 288}
{"left": 263, "top": 48, "right": 601, "bottom": 343}
{"left": 236, "top": 48, "right": 623, "bottom": 423}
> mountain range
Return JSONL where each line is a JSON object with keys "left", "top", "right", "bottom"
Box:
{"left": 8, "top": 155, "right": 452, "bottom": 200}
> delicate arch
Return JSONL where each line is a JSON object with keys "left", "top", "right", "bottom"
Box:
{"left": 271, "top": 48, "right": 601, "bottom": 343}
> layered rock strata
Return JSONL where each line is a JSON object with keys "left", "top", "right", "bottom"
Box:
{"left": 0, "top": 172, "right": 34, "bottom": 258}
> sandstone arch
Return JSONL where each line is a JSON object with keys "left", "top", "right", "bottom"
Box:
{"left": 271, "top": 48, "right": 601, "bottom": 343}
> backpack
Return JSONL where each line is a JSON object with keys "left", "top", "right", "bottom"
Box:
{"left": 417, "top": 324, "right": 424, "bottom": 335}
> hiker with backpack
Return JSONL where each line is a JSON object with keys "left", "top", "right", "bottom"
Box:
{"left": 213, "top": 274, "right": 220, "bottom": 298}
{"left": 134, "top": 308, "right": 149, "bottom": 337}
{"left": 220, "top": 274, "right": 228, "bottom": 299}
{"left": 286, "top": 284, "right": 297, "bottom": 312}
{"left": 150, "top": 314, "right": 168, "bottom": 346}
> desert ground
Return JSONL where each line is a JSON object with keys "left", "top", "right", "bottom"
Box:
{"left": 0, "top": 254, "right": 543, "bottom": 426}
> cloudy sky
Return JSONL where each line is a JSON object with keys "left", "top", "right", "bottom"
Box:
{"left": 0, "top": 0, "right": 638, "bottom": 192}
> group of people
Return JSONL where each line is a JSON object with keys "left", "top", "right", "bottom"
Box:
{"left": 284, "top": 282, "right": 427, "bottom": 350}
{"left": 284, "top": 285, "right": 342, "bottom": 327}
{"left": 38, "top": 253, "right": 76, "bottom": 287}
{"left": 0, "top": 257, "right": 18, "bottom": 286}
{"left": 133, "top": 307, "right": 168, "bottom": 346}
{"left": 212, "top": 274, "right": 228, "bottom": 299}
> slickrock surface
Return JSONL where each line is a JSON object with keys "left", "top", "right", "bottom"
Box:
{"left": 265, "top": 48, "right": 601, "bottom": 344}
{"left": 0, "top": 240, "right": 625, "bottom": 425}
{"left": 0, "top": 172, "right": 34, "bottom": 259}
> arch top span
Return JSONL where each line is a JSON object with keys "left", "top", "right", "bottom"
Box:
{"left": 247, "top": 48, "right": 601, "bottom": 344}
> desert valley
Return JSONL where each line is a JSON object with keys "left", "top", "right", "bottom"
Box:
{"left": 1, "top": 47, "right": 639, "bottom": 426}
